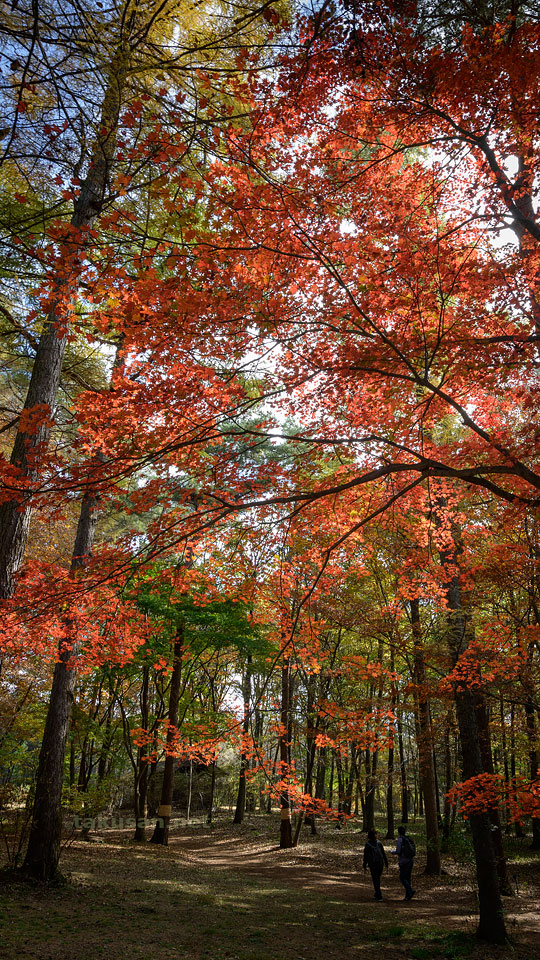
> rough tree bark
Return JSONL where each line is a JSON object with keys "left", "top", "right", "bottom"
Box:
{"left": 20, "top": 329, "right": 125, "bottom": 880}
{"left": 0, "top": 45, "right": 129, "bottom": 601}
{"left": 233, "top": 654, "right": 253, "bottom": 824}
{"left": 133, "top": 664, "right": 150, "bottom": 843}
{"left": 279, "top": 652, "right": 293, "bottom": 848}
{"left": 410, "top": 598, "right": 441, "bottom": 874}
{"left": 397, "top": 710, "right": 408, "bottom": 824}
{"left": 150, "top": 620, "right": 184, "bottom": 845}
{"left": 386, "top": 651, "right": 397, "bottom": 839}
{"left": 523, "top": 654, "right": 540, "bottom": 849}
{"left": 474, "top": 693, "right": 512, "bottom": 894}
{"left": 441, "top": 714, "right": 454, "bottom": 849}
{"left": 22, "top": 487, "right": 101, "bottom": 880}
{"left": 441, "top": 534, "right": 507, "bottom": 944}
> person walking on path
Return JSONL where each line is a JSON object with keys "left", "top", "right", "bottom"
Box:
{"left": 363, "top": 828, "right": 388, "bottom": 901}
{"left": 394, "top": 824, "right": 416, "bottom": 900}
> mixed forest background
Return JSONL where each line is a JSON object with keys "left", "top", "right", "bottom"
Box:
{"left": 0, "top": 0, "right": 539, "bottom": 949}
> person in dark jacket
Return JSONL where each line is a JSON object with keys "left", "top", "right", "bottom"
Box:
{"left": 363, "top": 828, "right": 388, "bottom": 900}
{"left": 393, "top": 824, "right": 416, "bottom": 900}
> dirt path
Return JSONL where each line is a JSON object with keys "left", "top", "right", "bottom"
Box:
{"left": 1, "top": 823, "right": 538, "bottom": 960}
{"left": 169, "top": 829, "right": 540, "bottom": 941}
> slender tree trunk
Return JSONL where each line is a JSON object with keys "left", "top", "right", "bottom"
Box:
{"left": 133, "top": 757, "right": 149, "bottom": 842}
{"left": 311, "top": 745, "right": 327, "bottom": 834}
{"left": 233, "top": 655, "right": 252, "bottom": 824}
{"left": 77, "top": 730, "right": 94, "bottom": 842}
{"left": 523, "top": 672, "right": 540, "bottom": 849}
{"left": 386, "top": 742, "right": 395, "bottom": 839}
{"left": 442, "top": 716, "right": 453, "bottom": 848}
{"left": 386, "top": 657, "right": 397, "bottom": 839}
{"left": 510, "top": 703, "right": 526, "bottom": 838}
{"left": 397, "top": 710, "right": 408, "bottom": 824}
{"left": 252, "top": 695, "right": 265, "bottom": 813}
{"left": 304, "top": 673, "right": 319, "bottom": 835}
{"left": 362, "top": 745, "right": 376, "bottom": 832}
{"left": 279, "top": 652, "right": 293, "bottom": 848}
{"left": 315, "top": 747, "right": 327, "bottom": 801}
{"left": 410, "top": 598, "right": 441, "bottom": 874}
{"left": 336, "top": 752, "right": 345, "bottom": 825}
{"left": 500, "top": 694, "right": 512, "bottom": 834}
{"left": 150, "top": 620, "right": 184, "bottom": 845}
{"left": 186, "top": 758, "right": 193, "bottom": 823}
{"left": 207, "top": 677, "right": 218, "bottom": 825}
{"left": 267, "top": 742, "right": 280, "bottom": 814}
{"left": 207, "top": 760, "right": 217, "bottom": 825}
{"left": 133, "top": 665, "right": 150, "bottom": 842}
{"left": 432, "top": 741, "right": 442, "bottom": 824}
{"left": 344, "top": 746, "right": 358, "bottom": 817}
{"left": 97, "top": 677, "right": 118, "bottom": 784}
{"left": 474, "top": 693, "right": 511, "bottom": 894}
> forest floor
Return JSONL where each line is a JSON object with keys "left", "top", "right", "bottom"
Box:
{"left": 1, "top": 815, "right": 539, "bottom": 960}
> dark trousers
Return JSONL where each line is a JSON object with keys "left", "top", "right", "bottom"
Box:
{"left": 369, "top": 864, "right": 383, "bottom": 899}
{"left": 399, "top": 859, "right": 414, "bottom": 898}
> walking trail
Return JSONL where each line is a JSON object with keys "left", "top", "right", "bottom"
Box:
{"left": 170, "top": 828, "right": 540, "bottom": 941}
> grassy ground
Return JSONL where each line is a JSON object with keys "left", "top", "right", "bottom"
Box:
{"left": 0, "top": 815, "right": 538, "bottom": 960}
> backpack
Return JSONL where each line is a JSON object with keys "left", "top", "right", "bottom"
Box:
{"left": 367, "top": 841, "right": 385, "bottom": 869}
{"left": 401, "top": 835, "right": 416, "bottom": 859}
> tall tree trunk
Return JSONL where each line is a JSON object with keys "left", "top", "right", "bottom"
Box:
{"left": 233, "top": 654, "right": 252, "bottom": 824}
{"left": 207, "top": 677, "right": 218, "bottom": 825}
{"left": 499, "top": 694, "right": 512, "bottom": 834}
{"left": 315, "top": 747, "right": 327, "bottom": 802}
{"left": 133, "top": 665, "right": 150, "bottom": 842}
{"left": 397, "top": 709, "right": 408, "bottom": 824}
{"left": 441, "top": 533, "right": 506, "bottom": 944}
{"left": 251, "top": 690, "right": 265, "bottom": 813}
{"left": 432, "top": 741, "right": 442, "bottom": 824}
{"left": 150, "top": 620, "right": 184, "bottom": 845}
{"left": 20, "top": 336, "right": 124, "bottom": 879}
{"left": 344, "top": 746, "right": 358, "bottom": 817}
{"left": 523, "top": 666, "right": 540, "bottom": 849}
{"left": 335, "top": 751, "right": 346, "bottom": 824}
{"left": 97, "top": 677, "right": 118, "bottom": 784}
{"left": 0, "top": 50, "right": 129, "bottom": 601}
{"left": 510, "top": 702, "right": 526, "bottom": 838}
{"left": 442, "top": 715, "right": 453, "bottom": 848}
{"left": 186, "top": 758, "right": 193, "bottom": 823}
{"left": 207, "top": 760, "right": 217, "bottom": 825}
{"left": 386, "top": 654, "right": 397, "bottom": 839}
{"left": 410, "top": 598, "right": 441, "bottom": 874}
{"left": 77, "top": 728, "right": 94, "bottom": 842}
{"left": 21, "top": 488, "right": 100, "bottom": 881}
{"left": 363, "top": 745, "right": 376, "bottom": 832}
{"left": 313, "top": 744, "right": 327, "bottom": 832}
{"left": 386, "top": 740, "right": 396, "bottom": 839}
{"left": 293, "top": 689, "right": 321, "bottom": 847}
{"left": 304, "top": 673, "right": 318, "bottom": 835}
{"left": 474, "top": 693, "right": 511, "bottom": 894}
{"left": 279, "top": 652, "right": 293, "bottom": 848}
{"left": 267, "top": 742, "right": 280, "bottom": 815}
